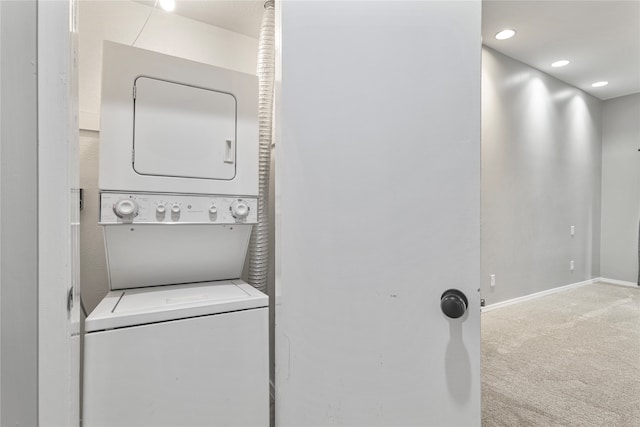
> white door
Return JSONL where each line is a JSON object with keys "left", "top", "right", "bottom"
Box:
{"left": 275, "top": 1, "right": 481, "bottom": 426}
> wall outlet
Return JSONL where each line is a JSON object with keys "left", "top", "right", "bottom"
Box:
{"left": 570, "top": 225, "right": 575, "bottom": 236}
{"left": 490, "top": 274, "right": 496, "bottom": 287}
{"left": 570, "top": 260, "right": 575, "bottom": 271}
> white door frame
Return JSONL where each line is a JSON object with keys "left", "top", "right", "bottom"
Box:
{"left": 0, "top": 0, "right": 80, "bottom": 424}
{"left": 37, "top": 0, "right": 81, "bottom": 425}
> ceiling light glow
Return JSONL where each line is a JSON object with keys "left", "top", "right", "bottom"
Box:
{"left": 591, "top": 81, "right": 608, "bottom": 88}
{"left": 159, "top": 0, "right": 175, "bottom": 12}
{"left": 551, "top": 60, "right": 570, "bottom": 68}
{"left": 495, "top": 29, "right": 516, "bottom": 40}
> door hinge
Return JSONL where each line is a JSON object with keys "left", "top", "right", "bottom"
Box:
{"left": 131, "top": 149, "right": 135, "bottom": 163}
{"left": 132, "top": 85, "right": 137, "bottom": 99}
{"left": 67, "top": 286, "right": 74, "bottom": 315}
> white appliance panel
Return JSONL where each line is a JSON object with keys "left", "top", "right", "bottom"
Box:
{"left": 104, "top": 224, "right": 252, "bottom": 290}
{"left": 100, "top": 192, "right": 258, "bottom": 225}
{"left": 85, "top": 280, "right": 268, "bottom": 331}
{"left": 99, "top": 41, "right": 258, "bottom": 196}
{"left": 133, "top": 77, "right": 237, "bottom": 180}
{"left": 83, "top": 307, "right": 269, "bottom": 427}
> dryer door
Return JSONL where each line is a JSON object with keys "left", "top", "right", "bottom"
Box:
{"left": 133, "top": 77, "right": 237, "bottom": 180}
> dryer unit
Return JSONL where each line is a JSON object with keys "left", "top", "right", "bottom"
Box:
{"left": 83, "top": 42, "right": 267, "bottom": 427}
{"left": 99, "top": 41, "right": 258, "bottom": 196}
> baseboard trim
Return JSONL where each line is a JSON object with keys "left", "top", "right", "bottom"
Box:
{"left": 598, "top": 277, "right": 639, "bottom": 288}
{"left": 482, "top": 278, "right": 600, "bottom": 312}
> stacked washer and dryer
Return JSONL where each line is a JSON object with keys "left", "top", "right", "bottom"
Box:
{"left": 83, "top": 42, "right": 268, "bottom": 426}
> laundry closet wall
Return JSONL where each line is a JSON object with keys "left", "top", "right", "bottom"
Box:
{"left": 78, "top": 0, "right": 259, "bottom": 312}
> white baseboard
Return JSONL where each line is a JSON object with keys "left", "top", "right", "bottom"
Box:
{"left": 598, "top": 277, "right": 639, "bottom": 288}
{"left": 482, "top": 278, "right": 600, "bottom": 312}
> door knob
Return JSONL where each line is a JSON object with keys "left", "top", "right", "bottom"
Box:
{"left": 440, "top": 289, "right": 468, "bottom": 319}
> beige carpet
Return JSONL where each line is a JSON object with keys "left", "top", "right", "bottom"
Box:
{"left": 482, "top": 282, "right": 640, "bottom": 426}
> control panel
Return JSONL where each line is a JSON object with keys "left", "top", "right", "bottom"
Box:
{"left": 100, "top": 192, "right": 258, "bottom": 225}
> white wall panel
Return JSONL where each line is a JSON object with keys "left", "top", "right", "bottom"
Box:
{"left": 0, "top": 1, "right": 38, "bottom": 424}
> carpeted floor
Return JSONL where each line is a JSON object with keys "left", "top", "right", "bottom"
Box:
{"left": 482, "top": 282, "right": 640, "bottom": 426}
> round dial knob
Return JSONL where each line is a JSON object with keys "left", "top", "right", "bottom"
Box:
{"left": 440, "top": 289, "right": 468, "bottom": 319}
{"left": 230, "top": 200, "right": 250, "bottom": 219}
{"left": 209, "top": 205, "right": 218, "bottom": 215}
{"left": 156, "top": 203, "right": 166, "bottom": 214}
{"left": 171, "top": 204, "right": 181, "bottom": 214}
{"left": 113, "top": 199, "right": 138, "bottom": 218}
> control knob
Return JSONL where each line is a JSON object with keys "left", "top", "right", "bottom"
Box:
{"left": 230, "top": 200, "right": 250, "bottom": 219}
{"left": 113, "top": 199, "right": 138, "bottom": 218}
{"left": 209, "top": 205, "right": 218, "bottom": 215}
{"left": 156, "top": 203, "right": 166, "bottom": 214}
{"left": 171, "top": 204, "right": 181, "bottom": 214}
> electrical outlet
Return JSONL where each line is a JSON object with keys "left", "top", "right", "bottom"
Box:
{"left": 490, "top": 274, "right": 496, "bottom": 287}
{"left": 570, "top": 260, "right": 574, "bottom": 271}
{"left": 570, "top": 225, "right": 575, "bottom": 236}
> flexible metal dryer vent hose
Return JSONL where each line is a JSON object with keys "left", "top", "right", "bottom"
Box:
{"left": 248, "top": 0, "right": 275, "bottom": 293}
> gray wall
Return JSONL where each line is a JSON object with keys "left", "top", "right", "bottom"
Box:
{"left": 80, "top": 130, "right": 109, "bottom": 312}
{"left": 600, "top": 93, "right": 640, "bottom": 283}
{"left": 481, "top": 47, "right": 603, "bottom": 305}
{"left": 0, "top": 1, "right": 38, "bottom": 424}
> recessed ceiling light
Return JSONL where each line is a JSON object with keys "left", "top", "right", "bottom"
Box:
{"left": 159, "top": 0, "right": 175, "bottom": 12}
{"left": 495, "top": 29, "right": 516, "bottom": 40}
{"left": 551, "top": 60, "right": 570, "bottom": 68}
{"left": 591, "top": 81, "right": 608, "bottom": 88}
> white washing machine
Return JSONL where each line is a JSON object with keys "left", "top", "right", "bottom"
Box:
{"left": 83, "top": 281, "right": 268, "bottom": 426}
{"left": 83, "top": 42, "right": 267, "bottom": 426}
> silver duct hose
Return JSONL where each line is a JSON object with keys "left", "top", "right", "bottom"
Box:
{"left": 248, "top": 0, "right": 275, "bottom": 293}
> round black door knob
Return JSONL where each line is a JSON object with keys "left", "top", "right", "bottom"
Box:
{"left": 440, "top": 289, "right": 468, "bottom": 319}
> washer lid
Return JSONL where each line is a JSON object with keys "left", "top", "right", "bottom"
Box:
{"left": 85, "top": 280, "right": 267, "bottom": 332}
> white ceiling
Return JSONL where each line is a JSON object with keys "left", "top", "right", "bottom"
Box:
{"left": 144, "top": 0, "right": 639, "bottom": 101}
{"left": 483, "top": 0, "right": 640, "bottom": 100}
{"left": 136, "top": 0, "right": 264, "bottom": 38}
